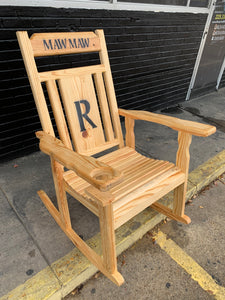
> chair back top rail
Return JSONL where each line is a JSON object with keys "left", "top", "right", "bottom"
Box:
{"left": 30, "top": 32, "right": 101, "bottom": 57}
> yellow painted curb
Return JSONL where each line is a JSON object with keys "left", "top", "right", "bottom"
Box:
{"left": 1, "top": 150, "right": 225, "bottom": 300}
{"left": 0, "top": 267, "right": 61, "bottom": 300}
{"left": 189, "top": 149, "right": 225, "bottom": 192}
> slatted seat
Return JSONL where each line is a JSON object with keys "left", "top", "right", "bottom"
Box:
{"left": 17, "top": 29, "right": 216, "bottom": 286}
{"left": 63, "top": 146, "right": 184, "bottom": 228}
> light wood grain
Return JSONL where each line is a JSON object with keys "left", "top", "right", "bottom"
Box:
{"left": 64, "top": 180, "right": 99, "bottom": 216}
{"left": 112, "top": 166, "right": 182, "bottom": 209}
{"left": 63, "top": 146, "right": 187, "bottom": 228}
{"left": 94, "top": 72, "right": 115, "bottom": 142}
{"left": 39, "top": 65, "right": 105, "bottom": 82}
{"left": 51, "top": 158, "right": 71, "bottom": 229}
{"left": 98, "top": 202, "right": 117, "bottom": 273}
{"left": 114, "top": 171, "right": 185, "bottom": 229}
{"left": 30, "top": 32, "right": 101, "bottom": 56}
{"left": 111, "top": 161, "right": 174, "bottom": 199}
{"left": 151, "top": 202, "right": 191, "bottom": 224}
{"left": 86, "top": 187, "right": 117, "bottom": 273}
{"left": 58, "top": 74, "right": 113, "bottom": 155}
{"left": 173, "top": 132, "right": 192, "bottom": 217}
{"left": 96, "top": 29, "right": 124, "bottom": 148}
{"left": 76, "top": 140, "right": 120, "bottom": 156}
{"left": 16, "top": 31, "right": 54, "bottom": 136}
{"left": 125, "top": 117, "right": 135, "bottom": 148}
{"left": 64, "top": 147, "right": 180, "bottom": 203}
{"left": 85, "top": 186, "right": 115, "bottom": 207}
{"left": 46, "top": 80, "right": 73, "bottom": 149}
{"left": 119, "top": 108, "right": 216, "bottom": 137}
{"left": 36, "top": 131, "right": 123, "bottom": 191}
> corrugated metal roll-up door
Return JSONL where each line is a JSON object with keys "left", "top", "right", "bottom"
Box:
{"left": 0, "top": 6, "right": 207, "bottom": 161}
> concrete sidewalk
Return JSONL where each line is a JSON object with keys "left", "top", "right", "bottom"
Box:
{"left": 0, "top": 88, "right": 225, "bottom": 299}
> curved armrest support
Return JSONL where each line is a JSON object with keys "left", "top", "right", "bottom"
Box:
{"left": 119, "top": 109, "right": 216, "bottom": 137}
{"left": 36, "top": 131, "right": 123, "bottom": 191}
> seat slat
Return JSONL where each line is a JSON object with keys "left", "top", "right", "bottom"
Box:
{"left": 104, "top": 154, "right": 152, "bottom": 174}
{"left": 112, "top": 162, "right": 175, "bottom": 200}
{"left": 113, "top": 156, "right": 152, "bottom": 174}
{"left": 110, "top": 160, "right": 165, "bottom": 191}
{"left": 64, "top": 147, "right": 147, "bottom": 185}
{"left": 64, "top": 147, "right": 137, "bottom": 186}
{"left": 115, "top": 170, "right": 181, "bottom": 216}
{"left": 66, "top": 155, "right": 152, "bottom": 195}
{"left": 65, "top": 154, "right": 146, "bottom": 187}
{"left": 98, "top": 146, "right": 138, "bottom": 163}
{"left": 113, "top": 167, "right": 180, "bottom": 213}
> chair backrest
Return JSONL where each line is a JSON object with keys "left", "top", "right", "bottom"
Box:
{"left": 16, "top": 30, "right": 124, "bottom": 155}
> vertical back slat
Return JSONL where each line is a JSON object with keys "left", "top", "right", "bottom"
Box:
{"left": 94, "top": 72, "right": 115, "bottom": 142}
{"left": 58, "top": 75, "right": 105, "bottom": 153}
{"left": 46, "top": 80, "right": 73, "bottom": 149}
{"left": 16, "top": 31, "right": 54, "bottom": 136}
{"left": 95, "top": 29, "right": 124, "bottom": 149}
{"left": 81, "top": 74, "right": 106, "bottom": 147}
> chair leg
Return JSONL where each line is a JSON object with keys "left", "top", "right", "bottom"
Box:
{"left": 98, "top": 203, "right": 116, "bottom": 273}
{"left": 173, "top": 131, "right": 192, "bottom": 221}
{"left": 98, "top": 202, "right": 124, "bottom": 284}
{"left": 51, "top": 158, "right": 71, "bottom": 229}
{"left": 173, "top": 182, "right": 188, "bottom": 217}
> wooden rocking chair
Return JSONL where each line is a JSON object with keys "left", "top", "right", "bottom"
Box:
{"left": 17, "top": 30, "right": 216, "bottom": 285}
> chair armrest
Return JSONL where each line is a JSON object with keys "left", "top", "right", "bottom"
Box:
{"left": 119, "top": 109, "right": 216, "bottom": 137}
{"left": 36, "top": 131, "right": 123, "bottom": 191}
